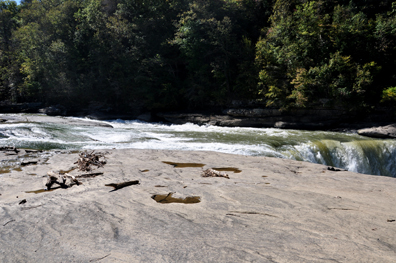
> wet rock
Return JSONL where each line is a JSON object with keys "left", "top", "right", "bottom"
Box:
{"left": 136, "top": 112, "right": 152, "bottom": 122}
{"left": 224, "top": 108, "right": 282, "bottom": 117}
{"left": 157, "top": 108, "right": 350, "bottom": 129}
{"left": 156, "top": 107, "right": 396, "bottom": 130}
{"left": 21, "top": 160, "right": 39, "bottom": 166}
{"left": 38, "top": 105, "right": 67, "bottom": 116}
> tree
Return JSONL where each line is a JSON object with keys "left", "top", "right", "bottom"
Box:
{"left": 256, "top": 0, "right": 384, "bottom": 110}
{"left": 0, "top": 0, "right": 18, "bottom": 101}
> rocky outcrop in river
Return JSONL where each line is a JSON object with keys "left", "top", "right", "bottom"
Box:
{"left": 157, "top": 107, "right": 395, "bottom": 130}
{"left": 358, "top": 123, "right": 396, "bottom": 138}
{"left": 2, "top": 101, "right": 395, "bottom": 130}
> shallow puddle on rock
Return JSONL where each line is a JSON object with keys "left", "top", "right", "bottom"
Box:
{"left": 162, "top": 161, "right": 205, "bottom": 168}
{"left": 152, "top": 193, "right": 201, "bottom": 204}
{"left": 25, "top": 187, "right": 62, "bottom": 194}
{"left": 20, "top": 161, "right": 38, "bottom": 166}
{"left": 25, "top": 182, "right": 82, "bottom": 194}
{"left": 0, "top": 166, "right": 22, "bottom": 174}
{"left": 59, "top": 167, "right": 77, "bottom": 174}
{"left": 0, "top": 168, "right": 11, "bottom": 174}
{"left": 212, "top": 167, "right": 241, "bottom": 173}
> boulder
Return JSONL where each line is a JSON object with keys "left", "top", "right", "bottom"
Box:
{"left": 136, "top": 112, "right": 152, "bottom": 122}
{"left": 39, "top": 105, "right": 67, "bottom": 116}
{"left": 358, "top": 123, "right": 396, "bottom": 138}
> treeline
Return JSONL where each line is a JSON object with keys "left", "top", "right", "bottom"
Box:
{"left": 1, "top": 0, "right": 396, "bottom": 113}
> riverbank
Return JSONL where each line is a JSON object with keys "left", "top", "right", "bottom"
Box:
{"left": 1, "top": 149, "right": 396, "bottom": 262}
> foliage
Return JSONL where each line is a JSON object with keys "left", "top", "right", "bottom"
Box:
{"left": 0, "top": 0, "right": 18, "bottom": 101}
{"left": 381, "top": 86, "right": 396, "bottom": 103}
{"left": 0, "top": 0, "right": 396, "bottom": 114}
{"left": 256, "top": 0, "right": 393, "bottom": 110}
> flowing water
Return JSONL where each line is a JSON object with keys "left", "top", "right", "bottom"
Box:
{"left": 1, "top": 114, "right": 395, "bottom": 177}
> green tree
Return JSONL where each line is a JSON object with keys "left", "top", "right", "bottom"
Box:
{"left": 14, "top": 0, "right": 82, "bottom": 102}
{"left": 173, "top": 0, "right": 265, "bottom": 107}
{"left": 0, "top": 0, "right": 18, "bottom": 101}
{"left": 256, "top": 0, "right": 384, "bottom": 110}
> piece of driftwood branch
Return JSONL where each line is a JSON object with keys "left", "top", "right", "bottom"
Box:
{"left": 0, "top": 146, "right": 19, "bottom": 153}
{"left": 327, "top": 166, "right": 347, "bottom": 172}
{"left": 89, "top": 253, "right": 111, "bottom": 262}
{"left": 201, "top": 168, "right": 230, "bottom": 179}
{"left": 105, "top": 180, "right": 140, "bottom": 191}
{"left": 3, "top": 219, "right": 15, "bottom": 226}
{"left": 46, "top": 171, "right": 80, "bottom": 190}
{"left": 74, "top": 151, "right": 107, "bottom": 172}
{"left": 74, "top": 172, "right": 103, "bottom": 178}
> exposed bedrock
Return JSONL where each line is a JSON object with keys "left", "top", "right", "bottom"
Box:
{"left": 358, "top": 123, "right": 396, "bottom": 139}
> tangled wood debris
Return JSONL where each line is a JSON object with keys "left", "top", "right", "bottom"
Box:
{"left": 46, "top": 171, "right": 80, "bottom": 190}
{"left": 44, "top": 151, "right": 110, "bottom": 190}
{"left": 201, "top": 168, "right": 230, "bottom": 179}
{"left": 0, "top": 146, "right": 19, "bottom": 152}
{"left": 0, "top": 146, "right": 19, "bottom": 154}
{"left": 74, "top": 150, "right": 107, "bottom": 172}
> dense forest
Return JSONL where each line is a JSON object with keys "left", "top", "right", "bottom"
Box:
{"left": 1, "top": 0, "right": 396, "bottom": 114}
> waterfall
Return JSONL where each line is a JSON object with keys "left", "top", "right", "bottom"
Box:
{"left": 290, "top": 139, "right": 396, "bottom": 177}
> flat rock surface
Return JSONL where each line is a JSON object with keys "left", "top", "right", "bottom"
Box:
{"left": 1, "top": 149, "right": 396, "bottom": 262}
{"left": 358, "top": 123, "right": 396, "bottom": 138}
{"left": 0, "top": 114, "right": 113, "bottom": 128}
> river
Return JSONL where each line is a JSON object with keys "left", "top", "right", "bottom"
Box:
{"left": 0, "top": 114, "right": 395, "bottom": 177}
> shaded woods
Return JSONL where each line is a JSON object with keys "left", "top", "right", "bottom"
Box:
{"left": 1, "top": 0, "right": 396, "bottom": 114}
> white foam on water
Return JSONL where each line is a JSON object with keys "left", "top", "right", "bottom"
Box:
{"left": 1, "top": 115, "right": 395, "bottom": 176}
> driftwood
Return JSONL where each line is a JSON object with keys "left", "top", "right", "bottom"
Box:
{"left": 74, "top": 172, "right": 103, "bottom": 178}
{"left": 0, "top": 146, "right": 19, "bottom": 153}
{"left": 105, "top": 180, "right": 140, "bottom": 191}
{"left": 327, "top": 166, "right": 347, "bottom": 172}
{"left": 46, "top": 171, "right": 80, "bottom": 190}
{"left": 201, "top": 168, "right": 230, "bottom": 179}
{"left": 1, "top": 146, "right": 19, "bottom": 155}
{"left": 43, "top": 151, "right": 110, "bottom": 190}
{"left": 74, "top": 151, "right": 107, "bottom": 172}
